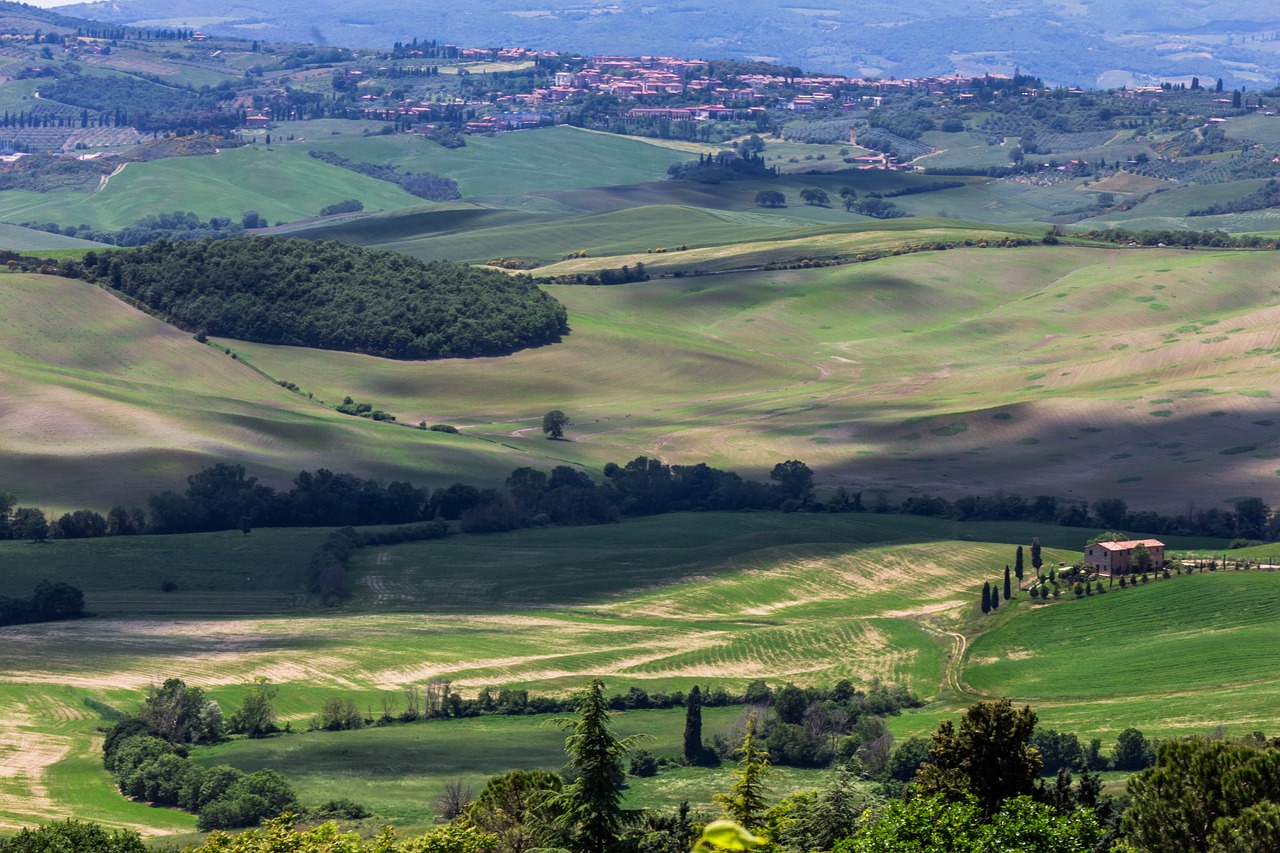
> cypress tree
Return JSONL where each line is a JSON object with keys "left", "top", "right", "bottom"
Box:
{"left": 982, "top": 582, "right": 991, "bottom": 614}
{"left": 683, "top": 685, "right": 703, "bottom": 763}
{"left": 1004, "top": 565, "right": 1012, "bottom": 600}
{"left": 1031, "top": 537, "right": 1043, "bottom": 575}
{"left": 991, "top": 589, "right": 1000, "bottom": 610}
{"left": 1014, "top": 546, "right": 1024, "bottom": 582}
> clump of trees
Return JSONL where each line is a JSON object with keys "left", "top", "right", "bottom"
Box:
{"left": 0, "top": 580, "right": 85, "bottom": 627}
{"left": 101, "top": 677, "right": 302, "bottom": 830}
{"left": 307, "top": 151, "right": 462, "bottom": 200}
{"left": 318, "top": 199, "right": 364, "bottom": 216}
{"left": 0, "top": 820, "right": 147, "bottom": 853}
{"left": 71, "top": 237, "right": 569, "bottom": 360}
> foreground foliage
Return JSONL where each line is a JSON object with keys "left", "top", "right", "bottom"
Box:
{"left": 1121, "top": 738, "right": 1280, "bottom": 853}
{"left": 837, "top": 794, "right": 1101, "bottom": 853}
{"left": 73, "top": 237, "right": 569, "bottom": 359}
{"left": 0, "top": 820, "right": 147, "bottom": 853}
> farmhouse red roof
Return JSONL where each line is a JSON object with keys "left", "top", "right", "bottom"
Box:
{"left": 1096, "top": 539, "right": 1165, "bottom": 551}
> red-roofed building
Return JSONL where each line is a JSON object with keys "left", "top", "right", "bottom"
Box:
{"left": 1084, "top": 539, "right": 1165, "bottom": 575}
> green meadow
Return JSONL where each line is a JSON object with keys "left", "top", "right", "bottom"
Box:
{"left": 229, "top": 246, "right": 1280, "bottom": 514}
{"left": 0, "top": 273, "right": 550, "bottom": 512}
{"left": 7, "top": 242, "right": 1280, "bottom": 513}
{"left": 1, "top": 509, "right": 1271, "bottom": 836}
{"left": 4, "top": 116, "right": 1280, "bottom": 841}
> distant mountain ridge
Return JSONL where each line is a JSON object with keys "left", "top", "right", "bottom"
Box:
{"left": 46, "top": 0, "right": 1280, "bottom": 88}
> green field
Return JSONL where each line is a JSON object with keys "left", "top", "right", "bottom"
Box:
{"left": 0, "top": 510, "right": 1271, "bottom": 836}
{"left": 0, "top": 223, "right": 108, "bottom": 250}
{"left": 0, "top": 273, "right": 552, "bottom": 512}
{"left": 960, "top": 572, "right": 1280, "bottom": 742}
{"left": 8, "top": 243, "right": 1280, "bottom": 513}
{"left": 191, "top": 707, "right": 777, "bottom": 829}
{"left": 226, "top": 246, "right": 1280, "bottom": 514}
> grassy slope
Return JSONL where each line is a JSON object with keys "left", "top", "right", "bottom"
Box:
{"left": 6, "top": 245, "right": 1280, "bottom": 514}
{"left": 953, "top": 572, "right": 1280, "bottom": 743}
{"left": 0, "top": 512, "right": 1090, "bottom": 833}
{"left": 0, "top": 510, "right": 1264, "bottom": 836}
{"left": 0, "top": 273, "right": 559, "bottom": 512}
{"left": 298, "top": 125, "right": 689, "bottom": 200}
{"left": 0, "top": 145, "right": 426, "bottom": 231}
{"left": 0, "top": 224, "right": 109, "bottom": 250}
{"left": 230, "top": 245, "right": 1280, "bottom": 513}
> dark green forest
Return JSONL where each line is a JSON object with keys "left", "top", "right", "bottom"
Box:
{"left": 73, "top": 238, "right": 569, "bottom": 359}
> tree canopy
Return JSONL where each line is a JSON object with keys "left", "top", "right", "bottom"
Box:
{"left": 914, "top": 699, "right": 1041, "bottom": 819}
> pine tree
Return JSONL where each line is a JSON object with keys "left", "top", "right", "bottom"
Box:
{"left": 1004, "top": 565, "right": 1013, "bottom": 600}
{"left": 1014, "top": 546, "right": 1024, "bottom": 582}
{"left": 714, "top": 715, "right": 770, "bottom": 830}
{"left": 981, "top": 582, "right": 991, "bottom": 614}
{"left": 553, "top": 679, "right": 645, "bottom": 853}
{"left": 683, "top": 685, "right": 703, "bottom": 763}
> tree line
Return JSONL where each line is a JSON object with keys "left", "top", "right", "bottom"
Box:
{"left": 306, "top": 150, "right": 462, "bottom": 201}
{"left": 70, "top": 237, "right": 570, "bottom": 360}
{"left": 0, "top": 457, "right": 818, "bottom": 544}
{"left": 24, "top": 210, "right": 250, "bottom": 246}
{"left": 1076, "top": 226, "right": 1280, "bottom": 249}
{"left": 883, "top": 490, "right": 1279, "bottom": 541}
{"left": 7, "top": 459, "right": 1277, "bottom": 548}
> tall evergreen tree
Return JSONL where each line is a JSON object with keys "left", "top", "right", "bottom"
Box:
{"left": 714, "top": 716, "right": 771, "bottom": 830}
{"left": 553, "top": 679, "right": 644, "bottom": 853}
{"left": 981, "top": 582, "right": 991, "bottom": 614}
{"left": 1004, "top": 565, "right": 1012, "bottom": 600}
{"left": 1014, "top": 546, "right": 1024, "bottom": 582}
{"left": 1031, "top": 538, "right": 1043, "bottom": 575}
{"left": 684, "top": 685, "right": 703, "bottom": 763}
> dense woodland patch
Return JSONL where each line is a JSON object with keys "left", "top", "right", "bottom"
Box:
{"left": 73, "top": 237, "right": 569, "bottom": 359}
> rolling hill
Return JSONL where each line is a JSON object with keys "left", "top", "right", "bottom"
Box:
{"left": 5, "top": 242, "right": 1280, "bottom": 513}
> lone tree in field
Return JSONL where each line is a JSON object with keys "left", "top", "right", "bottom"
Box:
{"left": 914, "top": 698, "right": 1041, "bottom": 819}
{"left": 770, "top": 459, "right": 814, "bottom": 502}
{"left": 542, "top": 410, "right": 570, "bottom": 440}
{"left": 1014, "top": 546, "right": 1024, "bottom": 582}
{"left": 799, "top": 187, "right": 829, "bottom": 207}
{"left": 684, "top": 685, "right": 704, "bottom": 763}
{"left": 981, "top": 582, "right": 992, "bottom": 614}
{"left": 553, "top": 679, "right": 645, "bottom": 853}
{"left": 1031, "top": 537, "right": 1043, "bottom": 576}
{"left": 754, "top": 190, "right": 786, "bottom": 208}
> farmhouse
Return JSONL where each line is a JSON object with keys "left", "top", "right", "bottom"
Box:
{"left": 1084, "top": 538, "right": 1165, "bottom": 575}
